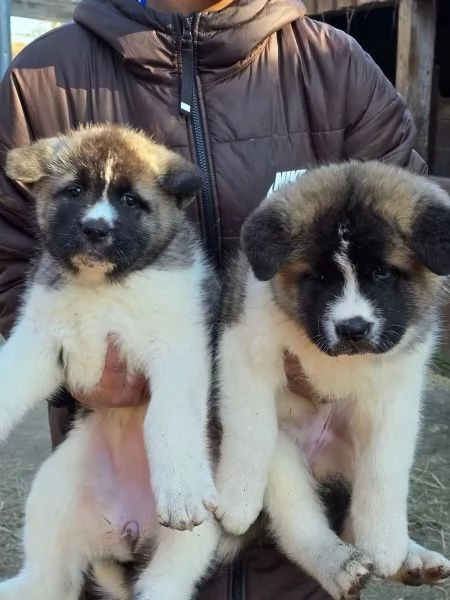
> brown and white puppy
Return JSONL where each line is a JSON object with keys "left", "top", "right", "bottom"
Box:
{"left": 215, "top": 161, "right": 450, "bottom": 600}
{"left": 0, "top": 125, "right": 222, "bottom": 600}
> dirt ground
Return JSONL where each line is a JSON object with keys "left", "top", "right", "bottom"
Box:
{"left": 0, "top": 375, "right": 449, "bottom": 599}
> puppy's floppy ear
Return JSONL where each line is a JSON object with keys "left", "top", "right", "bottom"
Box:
{"left": 5, "top": 137, "right": 61, "bottom": 184}
{"left": 159, "top": 156, "right": 203, "bottom": 210}
{"left": 410, "top": 185, "right": 450, "bottom": 276}
{"left": 241, "top": 204, "right": 293, "bottom": 281}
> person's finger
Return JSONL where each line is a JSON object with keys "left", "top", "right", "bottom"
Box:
{"left": 122, "top": 375, "right": 149, "bottom": 406}
{"left": 72, "top": 387, "right": 101, "bottom": 408}
{"left": 104, "top": 339, "right": 127, "bottom": 375}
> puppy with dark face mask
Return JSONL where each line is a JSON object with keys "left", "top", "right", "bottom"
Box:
{"left": 215, "top": 161, "right": 450, "bottom": 599}
{"left": 0, "top": 125, "right": 222, "bottom": 600}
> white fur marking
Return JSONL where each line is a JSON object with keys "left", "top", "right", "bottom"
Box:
{"left": 83, "top": 199, "right": 117, "bottom": 227}
{"left": 324, "top": 252, "right": 377, "bottom": 345}
{"left": 104, "top": 154, "right": 114, "bottom": 187}
{"left": 82, "top": 154, "right": 117, "bottom": 226}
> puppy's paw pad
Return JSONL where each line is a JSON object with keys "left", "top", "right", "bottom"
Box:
{"left": 334, "top": 550, "right": 374, "bottom": 600}
{"left": 399, "top": 545, "right": 450, "bottom": 586}
{"left": 427, "top": 564, "right": 450, "bottom": 582}
{"left": 156, "top": 473, "right": 218, "bottom": 531}
{"left": 215, "top": 497, "right": 262, "bottom": 536}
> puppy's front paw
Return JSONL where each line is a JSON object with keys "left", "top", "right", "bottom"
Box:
{"left": 154, "top": 465, "right": 218, "bottom": 531}
{"left": 393, "top": 540, "right": 450, "bottom": 586}
{"left": 354, "top": 527, "right": 408, "bottom": 577}
{"left": 214, "top": 485, "right": 263, "bottom": 536}
{"left": 319, "top": 544, "right": 374, "bottom": 600}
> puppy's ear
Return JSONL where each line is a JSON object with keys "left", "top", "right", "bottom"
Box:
{"left": 410, "top": 185, "right": 450, "bottom": 275}
{"left": 159, "top": 157, "right": 203, "bottom": 210}
{"left": 5, "top": 137, "right": 60, "bottom": 184}
{"left": 241, "top": 204, "right": 293, "bottom": 281}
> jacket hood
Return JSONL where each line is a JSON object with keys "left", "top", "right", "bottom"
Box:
{"left": 73, "top": 0, "right": 306, "bottom": 77}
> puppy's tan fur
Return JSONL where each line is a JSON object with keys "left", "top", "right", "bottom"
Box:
{"left": 0, "top": 125, "right": 222, "bottom": 600}
{"left": 215, "top": 161, "right": 450, "bottom": 600}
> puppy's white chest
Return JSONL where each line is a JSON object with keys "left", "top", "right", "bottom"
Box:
{"left": 28, "top": 274, "right": 172, "bottom": 392}
{"left": 54, "top": 288, "right": 140, "bottom": 390}
{"left": 59, "top": 304, "right": 118, "bottom": 391}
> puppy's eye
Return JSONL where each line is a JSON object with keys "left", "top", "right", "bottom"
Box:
{"left": 122, "top": 193, "right": 137, "bottom": 208}
{"left": 298, "top": 270, "right": 325, "bottom": 283}
{"left": 371, "top": 266, "right": 394, "bottom": 280}
{"left": 66, "top": 185, "right": 83, "bottom": 197}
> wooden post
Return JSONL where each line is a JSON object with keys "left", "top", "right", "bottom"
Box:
{"left": 396, "top": 0, "right": 437, "bottom": 162}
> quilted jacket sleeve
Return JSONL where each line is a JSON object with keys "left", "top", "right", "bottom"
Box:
{"left": 343, "top": 36, "right": 427, "bottom": 176}
{"left": 0, "top": 68, "right": 38, "bottom": 338}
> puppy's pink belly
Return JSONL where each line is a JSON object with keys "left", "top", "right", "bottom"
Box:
{"left": 282, "top": 407, "right": 354, "bottom": 480}
{"left": 83, "top": 409, "right": 157, "bottom": 556}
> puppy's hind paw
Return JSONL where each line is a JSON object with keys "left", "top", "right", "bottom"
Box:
{"left": 156, "top": 470, "right": 218, "bottom": 531}
{"left": 393, "top": 540, "right": 450, "bottom": 587}
{"left": 214, "top": 487, "right": 263, "bottom": 536}
{"left": 335, "top": 551, "right": 374, "bottom": 600}
{"left": 319, "top": 544, "right": 374, "bottom": 600}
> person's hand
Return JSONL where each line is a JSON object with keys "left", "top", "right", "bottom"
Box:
{"left": 70, "top": 336, "right": 149, "bottom": 408}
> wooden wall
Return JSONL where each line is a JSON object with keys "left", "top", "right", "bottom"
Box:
{"left": 432, "top": 99, "right": 450, "bottom": 177}
{"left": 304, "top": 0, "right": 392, "bottom": 14}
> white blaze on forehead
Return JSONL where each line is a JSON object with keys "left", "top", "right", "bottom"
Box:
{"left": 322, "top": 225, "right": 381, "bottom": 345}
{"left": 327, "top": 220, "right": 374, "bottom": 324}
{"left": 82, "top": 198, "right": 117, "bottom": 226}
{"left": 82, "top": 154, "right": 118, "bottom": 226}
{"left": 328, "top": 252, "right": 376, "bottom": 329}
{"left": 103, "top": 153, "right": 114, "bottom": 188}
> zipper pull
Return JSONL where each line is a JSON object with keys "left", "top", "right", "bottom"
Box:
{"left": 180, "top": 17, "right": 194, "bottom": 116}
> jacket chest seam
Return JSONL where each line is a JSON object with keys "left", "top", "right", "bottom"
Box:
{"left": 201, "top": 37, "right": 270, "bottom": 90}
{"left": 211, "top": 128, "right": 346, "bottom": 146}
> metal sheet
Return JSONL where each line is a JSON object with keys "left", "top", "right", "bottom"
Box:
{"left": 0, "top": 0, "right": 12, "bottom": 79}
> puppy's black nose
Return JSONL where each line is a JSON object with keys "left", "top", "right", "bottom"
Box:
{"left": 81, "top": 218, "right": 111, "bottom": 242}
{"left": 335, "top": 317, "right": 372, "bottom": 341}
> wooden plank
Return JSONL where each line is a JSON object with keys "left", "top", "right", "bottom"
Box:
{"left": 396, "top": 0, "right": 437, "bottom": 162}
{"left": 1, "top": 0, "right": 11, "bottom": 78}
{"left": 304, "top": 0, "right": 392, "bottom": 15}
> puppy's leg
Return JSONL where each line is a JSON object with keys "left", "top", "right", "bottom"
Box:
{"left": 215, "top": 324, "right": 283, "bottom": 536}
{"left": 0, "top": 428, "right": 95, "bottom": 600}
{"left": 265, "top": 432, "right": 373, "bottom": 600}
{"left": 391, "top": 540, "right": 450, "bottom": 586}
{"left": 134, "top": 520, "right": 220, "bottom": 600}
{"left": 89, "top": 561, "right": 131, "bottom": 600}
{"left": 0, "top": 321, "right": 61, "bottom": 440}
{"left": 144, "top": 325, "right": 217, "bottom": 531}
{"left": 350, "top": 361, "right": 426, "bottom": 577}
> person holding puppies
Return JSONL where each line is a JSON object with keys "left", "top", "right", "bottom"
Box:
{"left": 0, "top": 0, "right": 427, "bottom": 598}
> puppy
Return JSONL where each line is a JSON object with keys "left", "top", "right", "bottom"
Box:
{"left": 215, "top": 161, "right": 450, "bottom": 599}
{"left": 0, "top": 125, "right": 222, "bottom": 600}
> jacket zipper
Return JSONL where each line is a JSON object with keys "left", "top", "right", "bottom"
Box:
{"left": 179, "top": 15, "right": 219, "bottom": 259}
{"left": 230, "top": 560, "right": 245, "bottom": 600}
{"left": 180, "top": 15, "right": 241, "bottom": 598}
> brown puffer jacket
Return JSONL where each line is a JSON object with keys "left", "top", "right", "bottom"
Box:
{"left": 0, "top": 0, "right": 426, "bottom": 598}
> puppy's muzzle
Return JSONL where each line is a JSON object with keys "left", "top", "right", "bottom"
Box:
{"left": 335, "top": 317, "right": 373, "bottom": 343}
{"left": 80, "top": 218, "right": 112, "bottom": 245}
